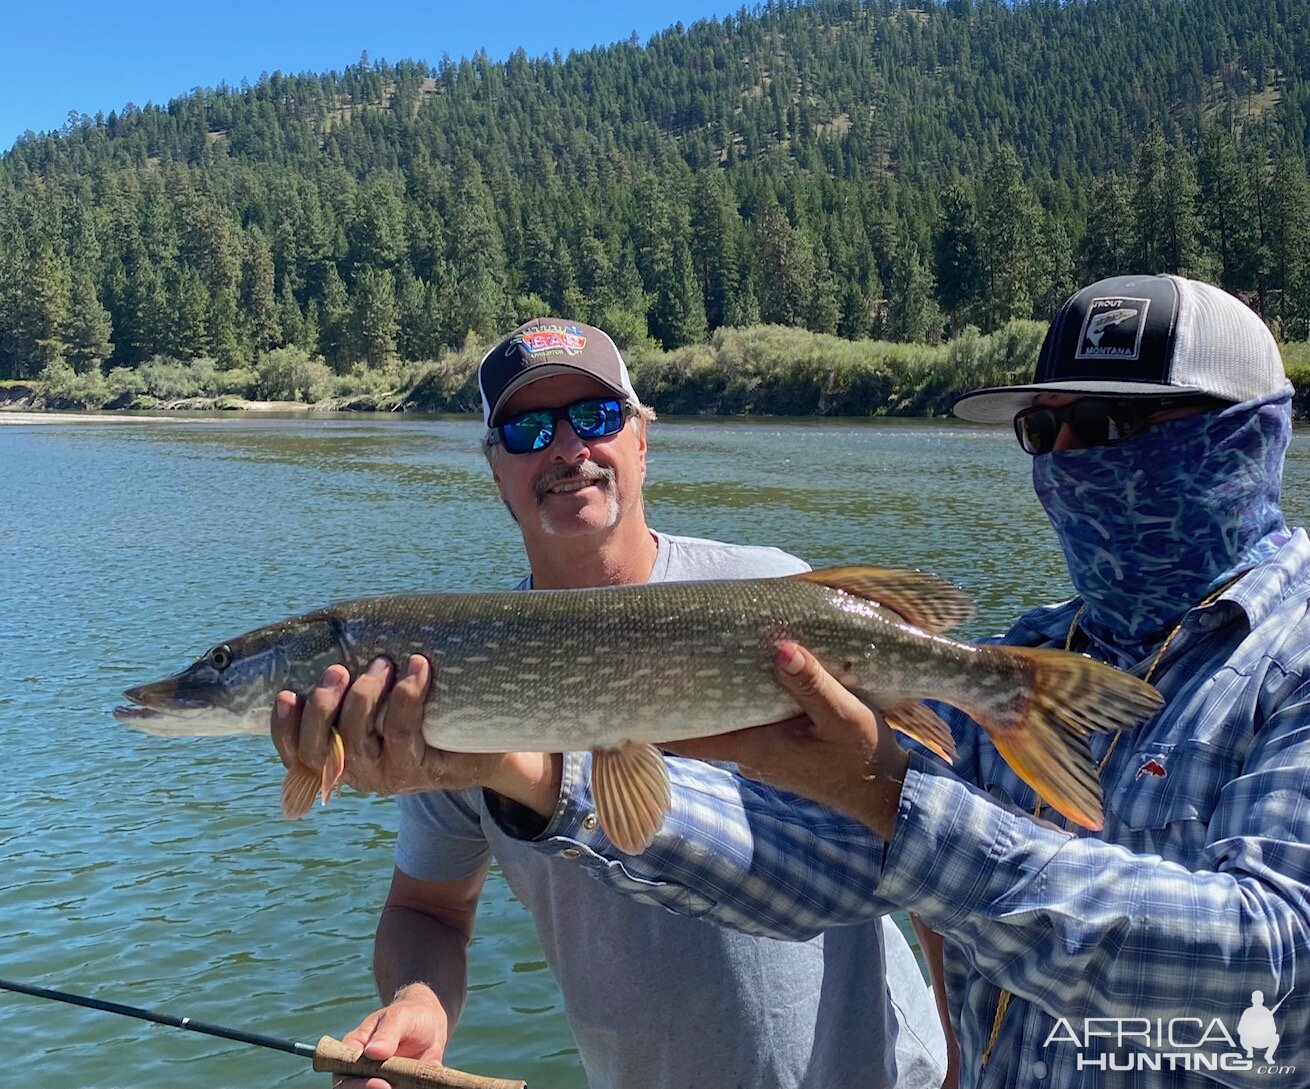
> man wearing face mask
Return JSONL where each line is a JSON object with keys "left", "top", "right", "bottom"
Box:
{"left": 530, "top": 275, "right": 1310, "bottom": 1086}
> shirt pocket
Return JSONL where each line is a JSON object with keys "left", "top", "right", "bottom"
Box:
{"left": 1108, "top": 740, "right": 1240, "bottom": 833}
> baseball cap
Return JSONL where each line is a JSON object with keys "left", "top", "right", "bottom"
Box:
{"left": 478, "top": 318, "right": 640, "bottom": 427}
{"left": 953, "top": 274, "right": 1287, "bottom": 423}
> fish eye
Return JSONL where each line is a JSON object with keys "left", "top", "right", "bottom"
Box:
{"left": 206, "top": 645, "right": 233, "bottom": 670}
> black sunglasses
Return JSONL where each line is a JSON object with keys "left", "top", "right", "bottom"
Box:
{"left": 489, "top": 397, "right": 635, "bottom": 455}
{"left": 1013, "top": 396, "right": 1225, "bottom": 455}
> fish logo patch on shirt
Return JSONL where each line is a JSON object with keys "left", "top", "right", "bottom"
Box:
{"left": 1136, "top": 757, "right": 1168, "bottom": 779}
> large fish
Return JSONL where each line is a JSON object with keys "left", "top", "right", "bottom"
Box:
{"left": 114, "top": 567, "right": 1163, "bottom": 852}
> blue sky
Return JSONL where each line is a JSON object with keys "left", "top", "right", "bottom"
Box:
{"left": 3, "top": 0, "right": 736, "bottom": 151}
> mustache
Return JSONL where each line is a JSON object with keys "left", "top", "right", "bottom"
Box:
{"left": 532, "top": 461, "right": 615, "bottom": 502}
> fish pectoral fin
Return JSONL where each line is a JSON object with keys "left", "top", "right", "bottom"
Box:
{"left": 591, "top": 742, "right": 671, "bottom": 856}
{"left": 281, "top": 761, "right": 321, "bottom": 820}
{"left": 320, "top": 731, "right": 346, "bottom": 806}
{"left": 790, "top": 566, "right": 975, "bottom": 633}
{"left": 880, "top": 699, "right": 956, "bottom": 764}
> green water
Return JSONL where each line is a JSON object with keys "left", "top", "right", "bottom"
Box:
{"left": 3, "top": 413, "right": 1306, "bottom": 1088}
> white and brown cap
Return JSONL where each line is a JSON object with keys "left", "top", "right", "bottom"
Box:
{"left": 478, "top": 318, "right": 640, "bottom": 427}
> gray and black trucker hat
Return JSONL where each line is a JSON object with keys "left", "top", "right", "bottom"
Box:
{"left": 953, "top": 274, "right": 1287, "bottom": 423}
{"left": 478, "top": 318, "right": 640, "bottom": 427}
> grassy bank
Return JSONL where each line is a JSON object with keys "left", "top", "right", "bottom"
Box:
{"left": 9, "top": 324, "right": 1310, "bottom": 419}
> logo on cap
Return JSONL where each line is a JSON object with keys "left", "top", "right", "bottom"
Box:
{"left": 1075, "top": 296, "right": 1151, "bottom": 362}
{"left": 514, "top": 326, "right": 587, "bottom": 358}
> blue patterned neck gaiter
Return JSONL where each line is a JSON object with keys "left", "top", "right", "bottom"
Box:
{"left": 1032, "top": 389, "right": 1292, "bottom": 662}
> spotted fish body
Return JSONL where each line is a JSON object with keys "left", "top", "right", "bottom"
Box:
{"left": 115, "top": 567, "right": 1164, "bottom": 851}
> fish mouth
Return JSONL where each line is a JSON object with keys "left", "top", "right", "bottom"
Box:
{"left": 112, "top": 686, "right": 211, "bottom": 723}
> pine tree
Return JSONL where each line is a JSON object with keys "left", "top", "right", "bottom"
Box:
{"left": 1078, "top": 174, "right": 1134, "bottom": 282}
{"left": 887, "top": 243, "right": 939, "bottom": 343}
{"left": 350, "top": 266, "right": 399, "bottom": 367}
{"left": 63, "top": 270, "right": 114, "bottom": 373}
{"left": 976, "top": 147, "right": 1040, "bottom": 330}
{"left": 933, "top": 182, "right": 981, "bottom": 335}
{"left": 241, "top": 227, "right": 282, "bottom": 354}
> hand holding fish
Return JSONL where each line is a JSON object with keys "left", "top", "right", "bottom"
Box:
{"left": 667, "top": 642, "right": 909, "bottom": 839}
{"left": 270, "top": 654, "right": 563, "bottom": 818}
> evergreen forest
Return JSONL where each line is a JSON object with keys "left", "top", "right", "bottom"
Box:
{"left": 4, "top": 0, "right": 1310, "bottom": 411}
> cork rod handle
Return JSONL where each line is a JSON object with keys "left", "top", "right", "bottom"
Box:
{"left": 311, "top": 1035, "right": 527, "bottom": 1089}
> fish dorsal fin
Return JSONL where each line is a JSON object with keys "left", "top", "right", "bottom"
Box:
{"left": 790, "top": 566, "right": 975, "bottom": 633}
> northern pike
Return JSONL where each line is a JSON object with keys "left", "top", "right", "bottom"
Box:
{"left": 113, "top": 566, "right": 1164, "bottom": 852}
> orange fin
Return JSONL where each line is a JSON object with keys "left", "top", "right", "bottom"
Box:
{"left": 966, "top": 646, "right": 1165, "bottom": 831}
{"left": 591, "top": 742, "right": 671, "bottom": 855}
{"left": 281, "top": 761, "right": 320, "bottom": 819}
{"left": 790, "top": 566, "right": 975, "bottom": 633}
{"left": 320, "top": 731, "right": 346, "bottom": 806}
{"left": 882, "top": 699, "right": 956, "bottom": 764}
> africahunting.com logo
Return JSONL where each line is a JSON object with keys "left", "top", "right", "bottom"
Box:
{"left": 1044, "top": 990, "right": 1295, "bottom": 1076}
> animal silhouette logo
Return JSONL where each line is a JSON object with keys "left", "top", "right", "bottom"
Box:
{"left": 1075, "top": 296, "right": 1151, "bottom": 361}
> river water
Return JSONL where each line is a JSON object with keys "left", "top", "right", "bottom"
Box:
{"left": 3, "top": 413, "right": 1307, "bottom": 1088}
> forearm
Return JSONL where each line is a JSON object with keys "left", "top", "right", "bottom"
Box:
{"left": 485, "top": 752, "right": 563, "bottom": 819}
{"left": 910, "top": 914, "right": 959, "bottom": 1089}
{"left": 373, "top": 904, "right": 471, "bottom": 1031}
{"left": 884, "top": 755, "right": 1310, "bottom": 1025}
{"left": 494, "top": 752, "right": 898, "bottom": 940}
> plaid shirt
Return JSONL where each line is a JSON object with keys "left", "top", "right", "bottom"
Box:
{"left": 516, "top": 529, "right": 1310, "bottom": 1087}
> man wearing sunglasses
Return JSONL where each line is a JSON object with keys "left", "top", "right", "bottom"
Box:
{"left": 270, "top": 317, "right": 946, "bottom": 1089}
{"left": 513, "top": 275, "right": 1310, "bottom": 1086}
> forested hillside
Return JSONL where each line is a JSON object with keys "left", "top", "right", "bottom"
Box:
{"left": 3, "top": 0, "right": 1309, "bottom": 390}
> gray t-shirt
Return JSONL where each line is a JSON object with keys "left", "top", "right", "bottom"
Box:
{"left": 396, "top": 532, "right": 945, "bottom": 1088}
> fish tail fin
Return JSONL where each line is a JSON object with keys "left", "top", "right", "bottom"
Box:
{"left": 967, "top": 647, "right": 1164, "bottom": 831}
{"left": 281, "top": 762, "right": 320, "bottom": 819}
{"left": 591, "top": 742, "right": 671, "bottom": 855}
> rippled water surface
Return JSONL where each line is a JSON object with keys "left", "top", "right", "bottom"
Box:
{"left": 3, "top": 412, "right": 1307, "bottom": 1087}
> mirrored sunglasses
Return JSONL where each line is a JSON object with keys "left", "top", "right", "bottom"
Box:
{"left": 490, "top": 397, "right": 634, "bottom": 455}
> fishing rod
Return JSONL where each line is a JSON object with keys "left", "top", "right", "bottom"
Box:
{"left": 1270, "top": 986, "right": 1295, "bottom": 1015}
{"left": 0, "top": 977, "right": 525, "bottom": 1089}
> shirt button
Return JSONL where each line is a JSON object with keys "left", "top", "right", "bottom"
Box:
{"left": 582, "top": 813, "right": 598, "bottom": 831}
{"left": 561, "top": 848, "right": 581, "bottom": 859}
{"left": 1032, "top": 1060, "right": 1048, "bottom": 1079}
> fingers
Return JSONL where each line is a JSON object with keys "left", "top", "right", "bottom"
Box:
{"left": 300, "top": 663, "right": 352, "bottom": 769}
{"left": 771, "top": 642, "right": 877, "bottom": 737}
{"left": 270, "top": 691, "right": 302, "bottom": 769}
{"left": 339, "top": 658, "right": 396, "bottom": 766}
{"left": 382, "top": 656, "right": 432, "bottom": 781}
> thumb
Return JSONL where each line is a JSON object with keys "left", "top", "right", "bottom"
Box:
{"left": 772, "top": 642, "right": 860, "bottom": 728}
{"left": 357, "top": 1007, "right": 410, "bottom": 1061}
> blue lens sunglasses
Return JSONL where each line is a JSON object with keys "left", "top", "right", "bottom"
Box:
{"left": 489, "top": 397, "right": 636, "bottom": 455}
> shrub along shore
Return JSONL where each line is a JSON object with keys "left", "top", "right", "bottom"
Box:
{"left": 7, "top": 322, "right": 1310, "bottom": 420}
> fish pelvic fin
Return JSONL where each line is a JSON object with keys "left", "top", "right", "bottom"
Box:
{"left": 280, "top": 732, "right": 346, "bottom": 818}
{"left": 591, "top": 742, "right": 671, "bottom": 855}
{"left": 880, "top": 699, "right": 956, "bottom": 764}
{"left": 970, "top": 647, "right": 1165, "bottom": 831}
{"left": 790, "top": 566, "right": 975, "bottom": 633}
{"left": 281, "top": 761, "right": 321, "bottom": 819}
{"left": 320, "top": 731, "right": 346, "bottom": 806}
